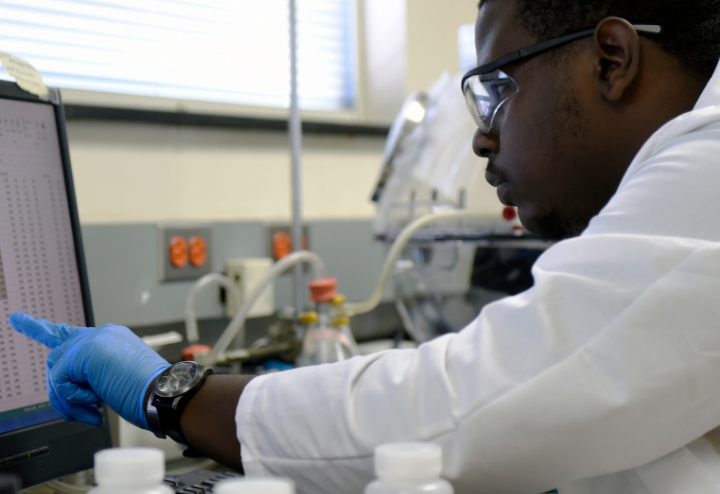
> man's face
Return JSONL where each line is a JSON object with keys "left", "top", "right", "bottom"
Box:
{"left": 473, "top": 1, "right": 622, "bottom": 239}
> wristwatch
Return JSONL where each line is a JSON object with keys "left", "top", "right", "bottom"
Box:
{"left": 146, "top": 361, "right": 214, "bottom": 446}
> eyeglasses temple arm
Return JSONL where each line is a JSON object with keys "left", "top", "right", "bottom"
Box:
{"left": 462, "top": 24, "right": 662, "bottom": 89}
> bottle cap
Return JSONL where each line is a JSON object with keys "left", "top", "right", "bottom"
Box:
{"left": 182, "top": 344, "right": 212, "bottom": 361}
{"left": 333, "top": 317, "right": 350, "bottom": 327}
{"left": 308, "top": 278, "right": 337, "bottom": 303}
{"left": 374, "top": 443, "right": 443, "bottom": 483}
{"left": 214, "top": 479, "right": 295, "bottom": 494}
{"left": 299, "top": 311, "right": 318, "bottom": 325}
{"left": 94, "top": 448, "right": 165, "bottom": 487}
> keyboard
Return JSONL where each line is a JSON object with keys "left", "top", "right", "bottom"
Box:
{"left": 163, "top": 469, "right": 243, "bottom": 494}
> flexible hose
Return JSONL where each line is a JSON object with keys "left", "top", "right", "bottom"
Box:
{"left": 185, "top": 273, "right": 242, "bottom": 343}
{"left": 205, "top": 251, "right": 326, "bottom": 367}
{"left": 344, "top": 210, "right": 492, "bottom": 316}
{"left": 45, "top": 481, "right": 90, "bottom": 494}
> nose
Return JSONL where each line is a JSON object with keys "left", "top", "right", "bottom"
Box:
{"left": 472, "top": 128, "right": 499, "bottom": 158}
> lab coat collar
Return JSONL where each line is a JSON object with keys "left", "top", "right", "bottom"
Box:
{"left": 694, "top": 60, "right": 720, "bottom": 110}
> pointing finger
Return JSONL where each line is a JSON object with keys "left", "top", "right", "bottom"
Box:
{"left": 9, "top": 313, "right": 86, "bottom": 350}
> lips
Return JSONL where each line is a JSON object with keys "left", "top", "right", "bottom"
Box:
{"left": 496, "top": 183, "right": 514, "bottom": 206}
{"left": 485, "top": 166, "right": 514, "bottom": 206}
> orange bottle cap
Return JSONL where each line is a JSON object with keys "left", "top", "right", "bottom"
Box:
{"left": 308, "top": 278, "right": 338, "bottom": 303}
{"left": 181, "top": 344, "right": 212, "bottom": 361}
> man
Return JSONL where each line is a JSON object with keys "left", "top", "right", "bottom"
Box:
{"left": 10, "top": 0, "right": 720, "bottom": 492}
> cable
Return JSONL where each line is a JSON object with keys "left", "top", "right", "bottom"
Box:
{"left": 185, "top": 273, "right": 242, "bottom": 343}
{"left": 45, "top": 481, "right": 90, "bottom": 494}
{"left": 344, "top": 210, "right": 491, "bottom": 316}
{"left": 204, "top": 251, "right": 326, "bottom": 367}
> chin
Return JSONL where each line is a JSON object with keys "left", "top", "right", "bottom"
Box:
{"left": 519, "top": 208, "right": 588, "bottom": 241}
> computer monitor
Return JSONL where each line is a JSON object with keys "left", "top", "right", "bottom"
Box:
{"left": 0, "top": 81, "right": 112, "bottom": 487}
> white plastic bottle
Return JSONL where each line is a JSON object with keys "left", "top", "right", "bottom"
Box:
{"left": 365, "top": 443, "right": 454, "bottom": 494}
{"left": 214, "top": 478, "right": 295, "bottom": 494}
{"left": 88, "top": 448, "right": 173, "bottom": 494}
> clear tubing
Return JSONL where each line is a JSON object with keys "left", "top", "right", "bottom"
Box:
{"left": 205, "top": 251, "right": 326, "bottom": 367}
{"left": 185, "top": 273, "right": 242, "bottom": 343}
{"left": 344, "top": 210, "right": 492, "bottom": 316}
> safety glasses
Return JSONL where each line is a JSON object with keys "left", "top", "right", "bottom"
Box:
{"left": 461, "top": 24, "right": 663, "bottom": 133}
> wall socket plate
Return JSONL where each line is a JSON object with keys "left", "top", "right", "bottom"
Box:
{"left": 266, "top": 224, "right": 309, "bottom": 260}
{"left": 158, "top": 225, "right": 213, "bottom": 282}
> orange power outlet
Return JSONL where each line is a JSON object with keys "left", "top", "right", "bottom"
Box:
{"left": 169, "top": 236, "right": 189, "bottom": 268}
{"left": 160, "top": 226, "right": 213, "bottom": 282}
{"left": 189, "top": 235, "right": 208, "bottom": 267}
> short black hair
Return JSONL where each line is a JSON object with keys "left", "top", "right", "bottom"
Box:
{"left": 481, "top": 0, "right": 720, "bottom": 81}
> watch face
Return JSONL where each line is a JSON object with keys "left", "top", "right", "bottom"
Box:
{"left": 155, "top": 362, "right": 199, "bottom": 397}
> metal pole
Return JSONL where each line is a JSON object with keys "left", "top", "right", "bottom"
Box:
{"left": 289, "top": 0, "right": 304, "bottom": 314}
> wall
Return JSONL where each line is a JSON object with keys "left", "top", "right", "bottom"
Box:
{"left": 66, "top": 0, "right": 481, "bottom": 226}
{"left": 361, "top": 0, "right": 407, "bottom": 125}
{"left": 406, "top": 0, "right": 479, "bottom": 93}
{"left": 63, "top": 0, "right": 484, "bottom": 328}
{"left": 81, "top": 220, "right": 391, "bottom": 328}
{"left": 67, "top": 121, "right": 384, "bottom": 224}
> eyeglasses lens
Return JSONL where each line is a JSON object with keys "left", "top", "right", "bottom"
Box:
{"left": 462, "top": 70, "right": 518, "bottom": 133}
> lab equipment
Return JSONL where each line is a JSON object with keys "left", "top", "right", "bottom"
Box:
{"left": 214, "top": 478, "right": 294, "bottom": 494}
{"left": 345, "top": 210, "right": 498, "bottom": 318}
{"left": 368, "top": 60, "right": 552, "bottom": 343}
{"left": 288, "top": 0, "right": 304, "bottom": 315}
{"left": 365, "top": 443, "right": 453, "bottom": 494}
{"left": 89, "top": 448, "right": 172, "bottom": 494}
{"left": 296, "top": 279, "right": 358, "bottom": 366}
{"left": 9, "top": 313, "right": 170, "bottom": 430}
{"left": 224, "top": 258, "right": 275, "bottom": 319}
{"left": 0, "top": 79, "right": 112, "bottom": 487}
{"left": 372, "top": 73, "right": 517, "bottom": 243}
{"left": 198, "top": 251, "right": 326, "bottom": 368}
{"left": 370, "top": 92, "right": 429, "bottom": 203}
{"left": 185, "top": 273, "right": 242, "bottom": 343}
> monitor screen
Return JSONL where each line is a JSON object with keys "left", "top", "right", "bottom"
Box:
{"left": 0, "top": 98, "right": 87, "bottom": 434}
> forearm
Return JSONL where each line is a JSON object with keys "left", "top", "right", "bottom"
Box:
{"left": 145, "top": 374, "right": 255, "bottom": 472}
{"left": 235, "top": 235, "right": 720, "bottom": 493}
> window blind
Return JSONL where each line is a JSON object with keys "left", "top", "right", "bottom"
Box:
{"left": 0, "top": 0, "right": 356, "bottom": 111}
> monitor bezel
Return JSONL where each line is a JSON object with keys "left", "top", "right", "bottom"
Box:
{"left": 0, "top": 80, "right": 112, "bottom": 487}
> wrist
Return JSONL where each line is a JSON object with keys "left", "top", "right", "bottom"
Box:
{"left": 146, "top": 362, "right": 213, "bottom": 446}
{"left": 139, "top": 365, "right": 169, "bottom": 431}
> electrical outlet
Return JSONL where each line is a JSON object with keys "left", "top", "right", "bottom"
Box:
{"left": 158, "top": 225, "right": 213, "bottom": 282}
{"left": 266, "top": 224, "right": 309, "bottom": 260}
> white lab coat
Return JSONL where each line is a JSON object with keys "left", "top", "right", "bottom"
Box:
{"left": 236, "top": 62, "right": 720, "bottom": 494}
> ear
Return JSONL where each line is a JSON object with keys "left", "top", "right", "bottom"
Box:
{"left": 591, "top": 17, "right": 641, "bottom": 101}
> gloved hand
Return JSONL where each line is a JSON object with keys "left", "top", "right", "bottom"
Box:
{"left": 8, "top": 313, "right": 170, "bottom": 429}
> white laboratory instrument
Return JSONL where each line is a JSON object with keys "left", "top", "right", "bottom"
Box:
{"left": 225, "top": 258, "right": 275, "bottom": 319}
{"left": 214, "top": 479, "right": 295, "bottom": 494}
{"left": 365, "top": 443, "right": 453, "bottom": 494}
{"left": 89, "top": 448, "right": 171, "bottom": 494}
{"left": 369, "top": 69, "right": 549, "bottom": 342}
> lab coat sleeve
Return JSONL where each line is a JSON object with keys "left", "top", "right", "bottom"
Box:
{"left": 236, "top": 231, "right": 720, "bottom": 494}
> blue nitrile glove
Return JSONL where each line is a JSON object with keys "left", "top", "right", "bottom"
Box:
{"left": 8, "top": 312, "right": 170, "bottom": 429}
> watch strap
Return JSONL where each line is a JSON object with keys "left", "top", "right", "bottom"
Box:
{"left": 145, "top": 390, "right": 165, "bottom": 439}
